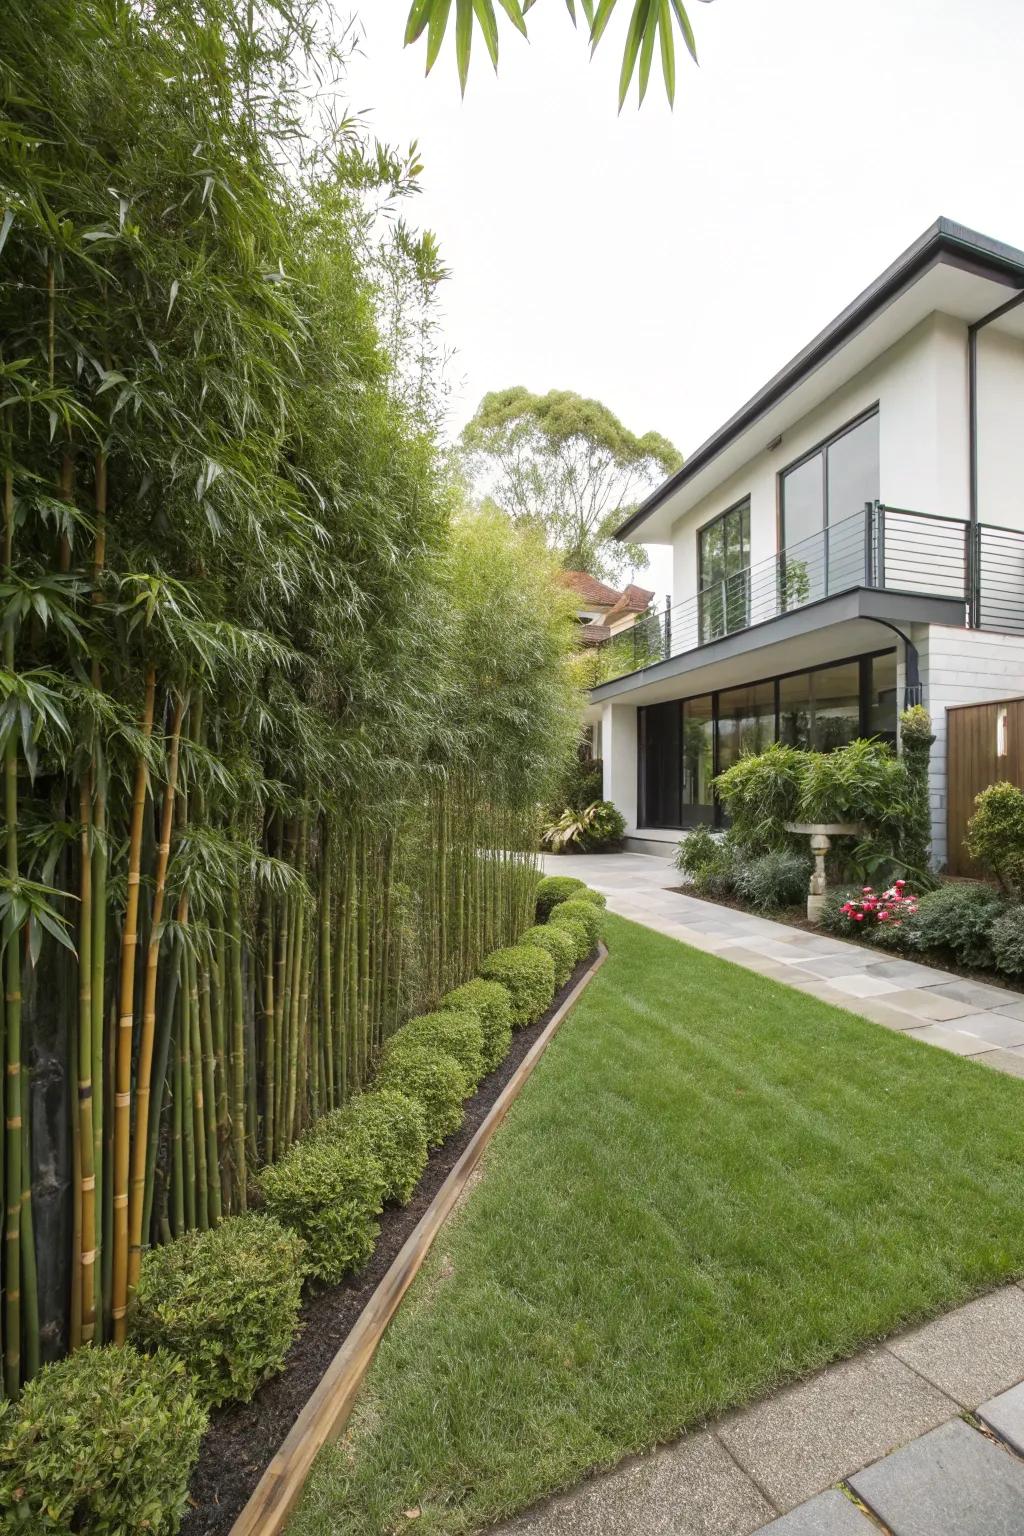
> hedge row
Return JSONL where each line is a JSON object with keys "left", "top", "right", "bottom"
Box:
{"left": 0, "top": 881, "right": 607, "bottom": 1533}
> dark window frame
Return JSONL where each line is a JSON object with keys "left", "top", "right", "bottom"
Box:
{"left": 777, "top": 404, "right": 880, "bottom": 553}
{"left": 697, "top": 495, "right": 751, "bottom": 643}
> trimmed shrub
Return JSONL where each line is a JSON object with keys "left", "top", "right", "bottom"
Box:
{"left": 967, "top": 781, "right": 1024, "bottom": 899}
{"left": 375, "top": 1041, "right": 467, "bottom": 1145}
{"left": 0, "top": 1344, "right": 206, "bottom": 1534}
{"left": 310, "top": 1089, "right": 428, "bottom": 1205}
{"left": 521, "top": 923, "right": 577, "bottom": 987}
{"left": 130, "top": 1213, "right": 306, "bottom": 1407}
{"left": 260, "top": 1136, "right": 386, "bottom": 1283}
{"left": 674, "top": 824, "right": 720, "bottom": 875}
{"left": 392, "top": 1009, "right": 485, "bottom": 1093}
{"left": 991, "top": 906, "right": 1024, "bottom": 976}
{"left": 441, "top": 979, "right": 513, "bottom": 1072}
{"left": 577, "top": 886, "right": 607, "bottom": 908}
{"left": 550, "top": 914, "right": 589, "bottom": 962}
{"left": 535, "top": 874, "right": 586, "bottom": 921}
{"left": 910, "top": 882, "right": 1006, "bottom": 969}
{"left": 550, "top": 897, "right": 604, "bottom": 953}
{"left": 734, "top": 849, "right": 812, "bottom": 912}
{"left": 480, "top": 944, "right": 556, "bottom": 1026}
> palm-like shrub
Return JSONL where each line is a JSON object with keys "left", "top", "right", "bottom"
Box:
{"left": 542, "top": 800, "right": 625, "bottom": 853}
{"left": 480, "top": 945, "right": 556, "bottom": 1026}
{"left": 310, "top": 1090, "right": 428, "bottom": 1205}
{"left": 521, "top": 923, "right": 577, "bottom": 987}
{"left": 260, "top": 1138, "right": 386, "bottom": 1283}
{"left": 375, "top": 1042, "right": 467, "bottom": 1146}
{"left": 0, "top": 1346, "right": 206, "bottom": 1534}
{"left": 441, "top": 980, "right": 514, "bottom": 1072}
{"left": 550, "top": 898, "right": 605, "bottom": 955}
{"left": 388, "top": 1010, "right": 485, "bottom": 1094}
{"left": 535, "top": 875, "right": 586, "bottom": 920}
{"left": 130, "top": 1214, "right": 306, "bottom": 1407}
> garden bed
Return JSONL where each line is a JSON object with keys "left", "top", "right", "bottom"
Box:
{"left": 668, "top": 883, "right": 1022, "bottom": 994}
{"left": 180, "top": 950, "right": 600, "bottom": 1536}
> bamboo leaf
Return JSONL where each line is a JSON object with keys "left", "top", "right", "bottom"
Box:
{"left": 0, "top": 208, "right": 13, "bottom": 257}
{"left": 473, "top": 0, "right": 500, "bottom": 68}
{"left": 638, "top": 0, "right": 658, "bottom": 105}
{"left": 499, "top": 0, "right": 528, "bottom": 28}
{"left": 405, "top": 0, "right": 434, "bottom": 44}
{"left": 426, "top": 0, "right": 453, "bottom": 73}
{"left": 669, "top": 0, "right": 698, "bottom": 64}
{"left": 456, "top": 0, "right": 473, "bottom": 92}
{"left": 167, "top": 279, "right": 179, "bottom": 319}
{"left": 658, "top": 0, "right": 675, "bottom": 105}
{"left": 617, "top": 0, "right": 648, "bottom": 108}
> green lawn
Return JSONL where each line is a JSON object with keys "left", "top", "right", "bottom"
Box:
{"left": 291, "top": 913, "right": 1024, "bottom": 1536}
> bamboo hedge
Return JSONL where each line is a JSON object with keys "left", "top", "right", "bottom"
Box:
{"left": 0, "top": 0, "right": 580, "bottom": 1395}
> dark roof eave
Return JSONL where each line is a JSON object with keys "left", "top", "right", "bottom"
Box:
{"left": 617, "top": 218, "right": 1024, "bottom": 542}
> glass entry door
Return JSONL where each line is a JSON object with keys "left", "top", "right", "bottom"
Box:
{"left": 681, "top": 695, "right": 715, "bottom": 825}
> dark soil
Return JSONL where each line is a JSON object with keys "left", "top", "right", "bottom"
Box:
{"left": 181, "top": 952, "right": 597, "bottom": 1536}
{"left": 668, "top": 885, "right": 1019, "bottom": 992}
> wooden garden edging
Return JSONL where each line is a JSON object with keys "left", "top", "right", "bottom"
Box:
{"left": 229, "top": 942, "right": 609, "bottom": 1536}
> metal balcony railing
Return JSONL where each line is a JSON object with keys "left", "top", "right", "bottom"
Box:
{"left": 602, "top": 503, "right": 1024, "bottom": 684}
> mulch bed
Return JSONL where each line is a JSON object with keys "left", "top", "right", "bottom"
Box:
{"left": 181, "top": 951, "right": 597, "bottom": 1536}
{"left": 668, "top": 885, "right": 1019, "bottom": 993}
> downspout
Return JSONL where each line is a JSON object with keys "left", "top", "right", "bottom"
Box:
{"left": 967, "top": 287, "right": 1024, "bottom": 624}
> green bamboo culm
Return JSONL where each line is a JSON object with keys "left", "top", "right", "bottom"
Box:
{"left": 0, "top": 0, "right": 581, "bottom": 1397}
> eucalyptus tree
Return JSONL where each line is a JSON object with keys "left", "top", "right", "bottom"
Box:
{"left": 462, "top": 387, "right": 681, "bottom": 583}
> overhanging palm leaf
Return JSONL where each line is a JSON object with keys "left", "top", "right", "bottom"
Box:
{"left": 405, "top": 0, "right": 711, "bottom": 106}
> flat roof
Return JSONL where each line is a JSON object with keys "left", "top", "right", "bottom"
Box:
{"left": 618, "top": 218, "right": 1024, "bottom": 543}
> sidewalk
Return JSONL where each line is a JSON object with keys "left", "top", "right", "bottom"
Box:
{"left": 498, "top": 1284, "right": 1024, "bottom": 1535}
{"left": 544, "top": 852, "right": 1024, "bottom": 1077}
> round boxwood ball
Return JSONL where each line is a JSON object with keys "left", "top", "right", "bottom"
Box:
{"left": 391, "top": 1008, "right": 485, "bottom": 1093}
{"left": 440, "top": 978, "right": 514, "bottom": 1072}
{"left": 375, "top": 1040, "right": 467, "bottom": 1146}
{"left": 520, "top": 923, "right": 576, "bottom": 988}
{"left": 479, "top": 944, "right": 556, "bottom": 1027}
{"left": 309, "top": 1088, "right": 428, "bottom": 1205}
{"left": 535, "top": 874, "right": 586, "bottom": 921}
{"left": 550, "top": 897, "right": 604, "bottom": 957}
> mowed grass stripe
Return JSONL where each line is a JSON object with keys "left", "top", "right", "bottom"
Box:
{"left": 291, "top": 913, "right": 1024, "bottom": 1536}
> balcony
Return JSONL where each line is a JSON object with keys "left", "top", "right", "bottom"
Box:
{"left": 595, "top": 503, "right": 1024, "bottom": 687}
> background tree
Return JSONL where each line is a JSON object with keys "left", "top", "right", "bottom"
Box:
{"left": 461, "top": 387, "right": 682, "bottom": 583}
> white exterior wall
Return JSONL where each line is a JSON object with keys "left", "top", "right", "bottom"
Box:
{"left": 976, "top": 326, "right": 1024, "bottom": 532}
{"left": 669, "top": 313, "right": 972, "bottom": 605}
{"left": 601, "top": 702, "right": 638, "bottom": 830}
{"left": 916, "top": 623, "right": 1024, "bottom": 868}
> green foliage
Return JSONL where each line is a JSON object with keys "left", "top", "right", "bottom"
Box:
{"left": 967, "top": 782, "right": 1024, "bottom": 899}
{"left": 375, "top": 1042, "right": 467, "bottom": 1147}
{"left": 542, "top": 800, "right": 626, "bottom": 853}
{"left": 713, "top": 744, "right": 806, "bottom": 852}
{"left": 441, "top": 980, "right": 514, "bottom": 1073}
{"left": 910, "top": 883, "right": 1006, "bottom": 970}
{"left": 733, "top": 850, "right": 812, "bottom": 913}
{"left": 548, "top": 755, "right": 603, "bottom": 815}
{"left": 480, "top": 945, "right": 556, "bottom": 1027}
{"left": 461, "top": 387, "right": 681, "bottom": 583}
{"left": 130, "top": 1215, "right": 305, "bottom": 1407}
{"left": 405, "top": 1, "right": 704, "bottom": 111}
{"left": 535, "top": 875, "right": 586, "bottom": 921}
{"left": 578, "top": 887, "right": 607, "bottom": 909}
{"left": 819, "top": 886, "right": 869, "bottom": 935}
{"left": 0, "top": 1345, "right": 206, "bottom": 1534}
{"left": 990, "top": 907, "right": 1024, "bottom": 976}
{"left": 521, "top": 924, "right": 577, "bottom": 988}
{"left": 674, "top": 825, "right": 720, "bottom": 874}
{"left": 550, "top": 898, "right": 605, "bottom": 954}
{"left": 392, "top": 1010, "right": 486, "bottom": 1094}
{"left": 259, "top": 1138, "right": 386, "bottom": 1284}
{"left": 310, "top": 1091, "right": 428, "bottom": 1206}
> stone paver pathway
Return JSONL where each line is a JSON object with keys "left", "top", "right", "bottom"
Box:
{"left": 544, "top": 852, "right": 1024, "bottom": 1077}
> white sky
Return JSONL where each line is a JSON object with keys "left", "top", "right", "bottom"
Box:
{"left": 345, "top": 0, "right": 1024, "bottom": 598}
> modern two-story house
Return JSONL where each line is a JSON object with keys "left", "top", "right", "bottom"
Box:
{"left": 592, "top": 219, "right": 1024, "bottom": 867}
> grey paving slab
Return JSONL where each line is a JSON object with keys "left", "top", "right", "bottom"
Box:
{"left": 826, "top": 972, "right": 905, "bottom": 998}
{"left": 899, "top": 1023, "right": 998, "bottom": 1056}
{"left": 978, "top": 1381, "right": 1024, "bottom": 1456}
{"left": 978, "top": 1047, "right": 1024, "bottom": 1079}
{"left": 955, "top": 1012, "right": 1024, "bottom": 1048}
{"left": 887, "top": 1287, "right": 1024, "bottom": 1408}
{"left": 716, "top": 1347, "right": 956, "bottom": 1513}
{"left": 994, "top": 999, "right": 1024, "bottom": 1021}
{"left": 752, "top": 1491, "right": 875, "bottom": 1535}
{"left": 497, "top": 1431, "right": 775, "bottom": 1536}
{"left": 848, "top": 1417, "right": 1024, "bottom": 1536}
{"left": 864, "top": 959, "right": 957, "bottom": 986}
{"left": 879, "top": 988, "right": 978, "bottom": 1021}
{"left": 788, "top": 953, "right": 881, "bottom": 977}
{"left": 924, "top": 978, "right": 1021, "bottom": 1009}
{"left": 843, "top": 997, "right": 934, "bottom": 1032}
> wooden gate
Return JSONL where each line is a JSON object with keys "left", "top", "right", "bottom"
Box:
{"left": 946, "top": 696, "right": 1024, "bottom": 875}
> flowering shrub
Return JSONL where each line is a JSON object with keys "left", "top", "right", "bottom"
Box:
{"left": 837, "top": 880, "right": 918, "bottom": 933}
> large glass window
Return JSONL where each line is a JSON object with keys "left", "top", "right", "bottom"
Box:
{"left": 866, "top": 650, "right": 898, "bottom": 744}
{"left": 780, "top": 412, "right": 879, "bottom": 603}
{"left": 681, "top": 695, "right": 715, "bottom": 824}
{"left": 699, "top": 500, "right": 750, "bottom": 642}
{"left": 717, "top": 680, "right": 776, "bottom": 777}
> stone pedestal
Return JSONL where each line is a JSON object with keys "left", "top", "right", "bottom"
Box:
{"left": 784, "top": 822, "right": 864, "bottom": 924}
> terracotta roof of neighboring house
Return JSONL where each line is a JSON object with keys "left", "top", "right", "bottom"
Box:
{"left": 577, "top": 622, "right": 611, "bottom": 646}
{"left": 604, "top": 583, "right": 655, "bottom": 622}
{"left": 559, "top": 570, "right": 622, "bottom": 607}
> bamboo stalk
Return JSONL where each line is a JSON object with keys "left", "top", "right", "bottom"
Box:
{"left": 228, "top": 881, "right": 247, "bottom": 1210}
{"left": 3, "top": 463, "right": 24, "bottom": 1397}
{"left": 77, "top": 769, "right": 98, "bottom": 1345}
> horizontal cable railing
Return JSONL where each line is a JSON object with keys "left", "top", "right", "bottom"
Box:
{"left": 603, "top": 503, "right": 1024, "bottom": 683}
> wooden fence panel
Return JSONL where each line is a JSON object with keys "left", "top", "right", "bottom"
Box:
{"left": 947, "top": 696, "right": 1024, "bottom": 876}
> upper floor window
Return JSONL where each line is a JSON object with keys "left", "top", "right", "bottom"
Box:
{"left": 780, "top": 410, "right": 879, "bottom": 600}
{"left": 698, "top": 497, "right": 750, "bottom": 642}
